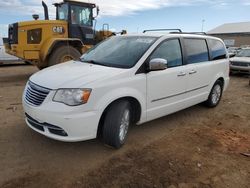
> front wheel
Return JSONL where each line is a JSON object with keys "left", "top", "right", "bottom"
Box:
{"left": 102, "top": 101, "right": 131, "bottom": 148}
{"left": 205, "top": 80, "right": 223, "bottom": 108}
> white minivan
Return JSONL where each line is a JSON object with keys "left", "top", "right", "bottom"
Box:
{"left": 22, "top": 33, "right": 230, "bottom": 148}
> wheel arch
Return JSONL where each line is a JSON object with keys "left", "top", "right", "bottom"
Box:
{"left": 211, "top": 71, "right": 226, "bottom": 91}
{"left": 212, "top": 76, "right": 225, "bottom": 91}
{"left": 97, "top": 96, "right": 142, "bottom": 137}
{"left": 217, "top": 77, "right": 225, "bottom": 87}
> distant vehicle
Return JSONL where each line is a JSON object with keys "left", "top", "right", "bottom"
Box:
{"left": 240, "top": 45, "right": 250, "bottom": 49}
{"left": 227, "top": 47, "right": 241, "bottom": 58}
{"left": 0, "top": 38, "right": 20, "bottom": 64}
{"left": 22, "top": 32, "right": 230, "bottom": 148}
{"left": 230, "top": 48, "right": 250, "bottom": 74}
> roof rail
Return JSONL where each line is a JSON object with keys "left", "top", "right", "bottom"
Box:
{"left": 143, "top": 29, "right": 182, "bottom": 33}
{"left": 170, "top": 32, "right": 207, "bottom": 35}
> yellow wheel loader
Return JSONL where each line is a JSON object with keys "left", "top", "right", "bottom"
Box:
{"left": 4, "top": 0, "right": 126, "bottom": 69}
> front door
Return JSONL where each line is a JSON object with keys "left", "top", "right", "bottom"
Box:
{"left": 146, "top": 39, "right": 188, "bottom": 121}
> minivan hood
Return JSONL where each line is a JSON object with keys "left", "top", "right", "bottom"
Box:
{"left": 30, "top": 61, "right": 126, "bottom": 89}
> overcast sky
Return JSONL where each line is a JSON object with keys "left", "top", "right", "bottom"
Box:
{"left": 0, "top": 0, "right": 250, "bottom": 37}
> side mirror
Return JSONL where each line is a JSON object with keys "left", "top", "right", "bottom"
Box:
{"left": 93, "top": 6, "right": 100, "bottom": 19}
{"left": 148, "top": 58, "right": 167, "bottom": 71}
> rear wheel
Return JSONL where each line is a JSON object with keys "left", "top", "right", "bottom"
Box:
{"left": 205, "top": 80, "right": 223, "bottom": 108}
{"left": 102, "top": 101, "right": 131, "bottom": 148}
{"left": 48, "top": 46, "right": 81, "bottom": 67}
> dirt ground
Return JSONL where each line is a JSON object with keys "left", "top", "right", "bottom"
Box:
{"left": 0, "top": 64, "right": 249, "bottom": 188}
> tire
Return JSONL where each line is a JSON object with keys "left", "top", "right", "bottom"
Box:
{"left": 102, "top": 101, "right": 131, "bottom": 148}
{"left": 48, "top": 46, "right": 81, "bottom": 67}
{"left": 24, "top": 61, "right": 31, "bottom": 65}
{"left": 205, "top": 80, "right": 223, "bottom": 108}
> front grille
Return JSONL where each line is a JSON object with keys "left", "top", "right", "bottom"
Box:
{"left": 8, "top": 23, "right": 18, "bottom": 44}
{"left": 231, "top": 61, "right": 250, "bottom": 67}
{"left": 26, "top": 114, "right": 45, "bottom": 132}
{"left": 25, "top": 113, "right": 68, "bottom": 137}
{"left": 25, "top": 81, "right": 51, "bottom": 106}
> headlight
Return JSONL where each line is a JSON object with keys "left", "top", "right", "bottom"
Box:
{"left": 53, "top": 89, "right": 91, "bottom": 106}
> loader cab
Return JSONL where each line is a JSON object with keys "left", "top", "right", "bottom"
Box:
{"left": 55, "top": 0, "right": 97, "bottom": 45}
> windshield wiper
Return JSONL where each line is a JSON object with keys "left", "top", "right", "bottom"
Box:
{"left": 80, "top": 59, "right": 110, "bottom": 67}
{"left": 80, "top": 58, "right": 128, "bottom": 68}
{"left": 80, "top": 59, "right": 95, "bottom": 64}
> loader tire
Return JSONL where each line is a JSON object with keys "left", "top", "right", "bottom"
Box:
{"left": 48, "top": 46, "right": 81, "bottom": 67}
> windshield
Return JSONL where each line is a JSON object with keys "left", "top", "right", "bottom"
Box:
{"left": 236, "top": 49, "right": 250, "bottom": 57}
{"left": 71, "top": 5, "right": 92, "bottom": 26}
{"left": 80, "top": 36, "right": 157, "bottom": 68}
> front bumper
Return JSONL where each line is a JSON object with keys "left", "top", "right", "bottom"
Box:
{"left": 23, "top": 97, "right": 101, "bottom": 142}
{"left": 230, "top": 65, "right": 250, "bottom": 74}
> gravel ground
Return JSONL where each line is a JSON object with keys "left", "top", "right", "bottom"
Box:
{"left": 0, "top": 65, "right": 249, "bottom": 188}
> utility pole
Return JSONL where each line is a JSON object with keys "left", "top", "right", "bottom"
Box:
{"left": 201, "top": 19, "right": 205, "bottom": 32}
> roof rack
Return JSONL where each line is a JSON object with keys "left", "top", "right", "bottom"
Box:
{"left": 143, "top": 29, "right": 182, "bottom": 33}
{"left": 170, "top": 32, "right": 207, "bottom": 35}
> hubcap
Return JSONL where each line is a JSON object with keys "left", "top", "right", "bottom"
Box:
{"left": 61, "top": 55, "right": 74, "bottom": 63}
{"left": 211, "top": 84, "right": 221, "bottom": 105}
{"left": 119, "top": 109, "right": 130, "bottom": 142}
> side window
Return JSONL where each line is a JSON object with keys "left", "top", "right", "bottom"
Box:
{"left": 184, "top": 39, "right": 209, "bottom": 64}
{"left": 207, "top": 39, "right": 227, "bottom": 60}
{"left": 150, "top": 39, "right": 183, "bottom": 68}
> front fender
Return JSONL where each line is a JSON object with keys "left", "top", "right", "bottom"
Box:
{"left": 210, "top": 72, "right": 229, "bottom": 92}
{"left": 95, "top": 87, "right": 147, "bottom": 124}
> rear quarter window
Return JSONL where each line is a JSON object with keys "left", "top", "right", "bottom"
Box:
{"left": 207, "top": 39, "right": 227, "bottom": 60}
{"left": 184, "top": 38, "right": 209, "bottom": 64}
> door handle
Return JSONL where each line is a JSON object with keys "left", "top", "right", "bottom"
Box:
{"left": 177, "top": 72, "right": 186, "bottom": 77}
{"left": 189, "top": 70, "right": 197, "bottom": 75}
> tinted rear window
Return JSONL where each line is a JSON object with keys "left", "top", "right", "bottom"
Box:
{"left": 184, "top": 39, "right": 209, "bottom": 64}
{"left": 207, "top": 39, "right": 227, "bottom": 60}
